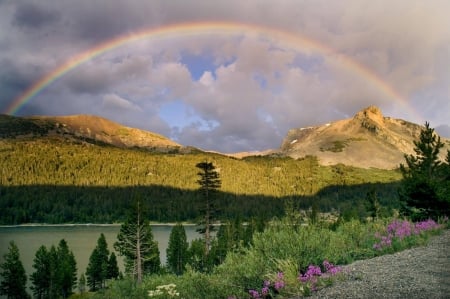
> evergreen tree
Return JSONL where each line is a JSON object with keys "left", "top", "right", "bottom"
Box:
{"left": 106, "top": 252, "right": 119, "bottom": 280}
{"left": 30, "top": 245, "right": 50, "bottom": 299}
{"left": 86, "top": 233, "right": 109, "bottom": 290}
{"left": 86, "top": 248, "right": 101, "bottom": 291}
{"left": 166, "top": 223, "right": 189, "bottom": 275}
{"left": 48, "top": 245, "right": 59, "bottom": 299}
{"left": 0, "top": 241, "right": 30, "bottom": 299}
{"left": 187, "top": 238, "right": 207, "bottom": 272}
{"left": 400, "top": 122, "right": 449, "bottom": 219}
{"left": 366, "top": 189, "right": 381, "bottom": 220}
{"left": 214, "top": 223, "right": 231, "bottom": 265}
{"left": 437, "top": 150, "right": 450, "bottom": 201}
{"left": 55, "top": 239, "right": 77, "bottom": 298}
{"left": 196, "top": 161, "right": 221, "bottom": 258}
{"left": 114, "top": 199, "right": 160, "bottom": 284}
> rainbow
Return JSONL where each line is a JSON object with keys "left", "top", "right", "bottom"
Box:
{"left": 4, "top": 21, "right": 416, "bottom": 117}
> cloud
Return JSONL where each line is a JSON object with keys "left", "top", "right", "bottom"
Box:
{"left": 0, "top": 0, "right": 449, "bottom": 152}
{"left": 12, "top": 2, "right": 61, "bottom": 29}
{"left": 102, "top": 94, "right": 142, "bottom": 112}
{"left": 435, "top": 125, "right": 450, "bottom": 139}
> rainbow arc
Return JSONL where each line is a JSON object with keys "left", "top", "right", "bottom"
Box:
{"left": 3, "top": 21, "right": 417, "bottom": 119}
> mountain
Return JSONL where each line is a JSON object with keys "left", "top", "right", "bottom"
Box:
{"left": 0, "top": 114, "right": 181, "bottom": 152}
{"left": 2, "top": 106, "right": 449, "bottom": 169}
{"left": 279, "top": 106, "right": 450, "bottom": 169}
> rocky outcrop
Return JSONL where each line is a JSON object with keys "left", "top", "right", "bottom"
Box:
{"left": 279, "top": 106, "right": 449, "bottom": 169}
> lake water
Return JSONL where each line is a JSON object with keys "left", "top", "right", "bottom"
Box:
{"left": 0, "top": 224, "right": 201, "bottom": 281}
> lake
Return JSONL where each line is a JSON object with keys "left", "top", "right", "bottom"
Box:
{"left": 0, "top": 224, "right": 201, "bottom": 281}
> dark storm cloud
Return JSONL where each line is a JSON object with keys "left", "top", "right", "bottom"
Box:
{"left": 0, "top": 0, "right": 449, "bottom": 152}
{"left": 12, "top": 2, "right": 61, "bottom": 29}
{"left": 0, "top": 59, "right": 47, "bottom": 114}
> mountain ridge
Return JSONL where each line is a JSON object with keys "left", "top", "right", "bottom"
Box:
{"left": 1, "top": 105, "right": 449, "bottom": 169}
{"left": 0, "top": 114, "right": 181, "bottom": 152}
{"left": 279, "top": 105, "right": 450, "bottom": 169}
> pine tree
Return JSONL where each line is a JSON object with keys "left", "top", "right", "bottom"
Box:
{"left": 48, "top": 245, "right": 59, "bottom": 299}
{"left": 30, "top": 245, "right": 51, "bottom": 299}
{"left": 86, "top": 233, "right": 109, "bottom": 290}
{"left": 0, "top": 241, "right": 30, "bottom": 299}
{"left": 187, "top": 238, "right": 206, "bottom": 272}
{"left": 437, "top": 150, "right": 450, "bottom": 202}
{"left": 196, "top": 161, "right": 221, "bottom": 259}
{"left": 400, "top": 122, "right": 448, "bottom": 219}
{"left": 366, "top": 189, "right": 381, "bottom": 220}
{"left": 86, "top": 248, "right": 101, "bottom": 291}
{"left": 114, "top": 199, "right": 160, "bottom": 283}
{"left": 166, "top": 223, "right": 189, "bottom": 275}
{"left": 55, "top": 239, "right": 77, "bottom": 298}
{"left": 106, "top": 252, "right": 119, "bottom": 280}
{"left": 214, "top": 223, "right": 231, "bottom": 265}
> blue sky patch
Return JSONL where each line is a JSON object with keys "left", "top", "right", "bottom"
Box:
{"left": 159, "top": 100, "right": 219, "bottom": 131}
{"left": 180, "top": 52, "right": 217, "bottom": 81}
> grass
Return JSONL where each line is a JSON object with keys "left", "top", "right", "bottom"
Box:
{"left": 75, "top": 216, "right": 447, "bottom": 299}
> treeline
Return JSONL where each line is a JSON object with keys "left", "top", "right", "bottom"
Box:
{"left": 1, "top": 239, "right": 78, "bottom": 299}
{"left": 0, "top": 115, "right": 56, "bottom": 138}
{"left": 0, "top": 182, "right": 401, "bottom": 225}
{"left": 0, "top": 220, "right": 263, "bottom": 298}
{"left": 0, "top": 137, "right": 402, "bottom": 224}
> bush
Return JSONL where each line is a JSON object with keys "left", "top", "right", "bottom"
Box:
{"left": 89, "top": 216, "right": 446, "bottom": 298}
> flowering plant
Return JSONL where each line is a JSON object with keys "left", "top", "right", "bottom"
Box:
{"left": 248, "top": 272, "right": 285, "bottom": 299}
{"left": 298, "top": 260, "right": 342, "bottom": 294}
{"left": 248, "top": 260, "right": 342, "bottom": 298}
{"left": 373, "top": 219, "right": 441, "bottom": 251}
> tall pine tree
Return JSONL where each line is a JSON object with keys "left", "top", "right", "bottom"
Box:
{"left": 30, "top": 245, "right": 51, "bottom": 299}
{"left": 400, "top": 122, "right": 449, "bottom": 219}
{"left": 86, "top": 233, "right": 109, "bottom": 291}
{"left": 196, "top": 161, "right": 221, "bottom": 260}
{"left": 166, "top": 223, "right": 189, "bottom": 275}
{"left": 114, "top": 199, "right": 160, "bottom": 283}
{"left": 0, "top": 241, "right": 30, "bottom": 299}
{"left": 55, "top": 239, "right": 77, "bottom": 298}
{"left": 107, "top": 252, "right": 119, "bottom": 280}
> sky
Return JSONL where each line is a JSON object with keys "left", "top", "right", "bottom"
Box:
{"left": 1, "top": 0, "right": 449, "bottom": 152}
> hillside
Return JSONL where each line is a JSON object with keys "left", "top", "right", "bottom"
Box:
{"left": 0, "top": 136, "right": 401, "bottom": 224}
{"left": 0, "top": 114, "right": 181, "bottom": 152}
{"left": 280, "top": 106, "right": 450, "bottom": 169}
{"left": 1, "top": 107, "right": 448, "bottom": 224}
{"left": 2, "top": 107, "right": 449, "bottom": 169}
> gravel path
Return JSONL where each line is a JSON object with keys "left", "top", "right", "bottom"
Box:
{"left": 303, "top": 229, "right": 450, "bottom": 299}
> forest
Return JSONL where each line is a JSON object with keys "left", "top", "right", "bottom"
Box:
{"left": 0, "top": 136, "right": 402, "bottom": 224}
{"left": 1, "top": 121, "right": 449, "bottom": 299}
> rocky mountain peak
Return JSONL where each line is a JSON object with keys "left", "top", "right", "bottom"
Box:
{"left": 354, "top": 105, "right": 383, "bottom": 123}
{"left": 352, "top": 105, "right": 385, "bottom": 134}
{"left": 355, "top": 105, "right": 383, "bottom": 119}
{"left": 278, "top": 105, "right": 450, "bottom": 169}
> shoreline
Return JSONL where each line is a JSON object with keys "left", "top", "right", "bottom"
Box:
{"left": 0, "top": 222, "right": 198, "bottom": 228}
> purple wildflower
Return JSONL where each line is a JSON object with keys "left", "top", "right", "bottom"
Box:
{"left": 374, "top": 219, "right": 441, "bottom": 250}
{"left": 274, "top": 280, "right": 285, "bottom": 290}
{"left": 273, "top": 271, "right": 285, "bottom": 291}
{"left": 249, "top": 289, "right": 260, "bottom": 299}
{"left": 323, "top": 260, "right": 342, "bottom": 275}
